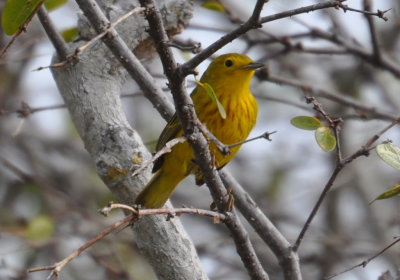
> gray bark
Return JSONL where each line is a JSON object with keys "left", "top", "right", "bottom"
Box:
{"left": 51, "top": 0, "right": 208, "bottom": 279}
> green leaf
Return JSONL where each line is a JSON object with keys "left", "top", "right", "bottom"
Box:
{"left": 315, "top": 126, "right": 336, "bottom": 152}
{"left": 369, "top": 184, "right": 400, "bottom": 204}
{"left": 196, "top": 79, "right": 226, "bottom": 119}
{"left": 25, "top": 215, "right": 54, "bottom": 241}
{"left": 44, "top": 0, "right": 67, "bottom": 11}
{"left": 290, "top": 116, "right": 322, "bottom": 130}
{"left": 2, "top": 0, "right": 43, "bottom": 35}
{"left": 61, "top": 27, "right": 78, "bottom": 42}
{"left": 376, "top": 143, "right": 400, "bottom": 170}
{"left": 201, "top": 1, "right": 225, "bottom": 12}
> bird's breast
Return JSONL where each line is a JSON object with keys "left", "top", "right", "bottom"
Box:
{"left": 198, "top": 91, "right": 258, "bottom": 146}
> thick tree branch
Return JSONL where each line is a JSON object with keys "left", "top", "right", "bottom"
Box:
{"left": 220, "top": 171, "right": 303, "bottom": 280}
{"left": 139, "top": 0, "right": 269, "bottom": 279}
{"left": 51, "top": 0, "right": 207, "bottom": 279}
{"left": 75, "top": 0, "right": 174, "bottom": 120}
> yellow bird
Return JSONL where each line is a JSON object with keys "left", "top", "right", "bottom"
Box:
{"left": 135, "top": 53, "right": 263, "bottom": 208}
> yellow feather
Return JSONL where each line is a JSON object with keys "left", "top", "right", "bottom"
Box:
{"left": 135, "top": 53, "right": 262, "bottom": 208}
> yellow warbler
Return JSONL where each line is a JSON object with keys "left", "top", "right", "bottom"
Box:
{"left": 135, "top": 53, "right": 263, "bottom": 208}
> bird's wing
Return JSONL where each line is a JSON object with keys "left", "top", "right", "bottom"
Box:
{"left": 152, "top": 113, "right": 182, "bottom": 172}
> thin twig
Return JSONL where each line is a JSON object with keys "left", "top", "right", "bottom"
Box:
{"left": 37, "top": 5, "right": 69, "bottom": 60}
{"left": 0, "top": 156, "right": 32, "bottom": 180}
{"left": 227, "top": 131, "right": 276, "bottom": 149}
{"left": 338, "top": 2, "right": 390, "bottom": 21}
{"left": 307, "top": 25, "right": 400, "bottom": 78}
{"left": 199, "top": 122, "right": 275, "bottom": 153}
{"left": 131, "top": 136, "right": 186, "bottom": 177}
{"left": 263, "top": 73, "right": 397, "bottom": 121}
{"left": 304, "top": 96, "right": 340, "bottom": 127}
{"left": 33, "top": 7, "right": 146, "bottom": 71}
{"left": 0, "top": 2, "right": 43, "bottom": 59}
{"left": 166, "top": 41, "right": 201, "bottom": 53}
{"left": 28, "top": 203, "right": 226, "bottom": 277}
{"left": 76, "top": 7, "right": 145, "bottom": 55}
{"left": 0, "top": 93, "right": 142, "bottom": 118}
{"left": 259, "top": 0, "right": 346, "bottom": 24}
{"left": 293, "top": 118, "right": 400, "bottom": 252}
{"left": 99, "top": 202, "right": 226, "bottom": 221}
{"left": 11, "top": 118, "right": 26, "bottom": 137}
{"left": 138, "top": 207, "right": 225, "bottom": 222}
{"left": 181, "top": 0, "right": 267, "bottom": 75}
{"left": 325, "top": 236, "right": 400, "bottom": 279}
{"left": 255, "top": 94, "right": 312, "bottom": 112}
{"left": 292, "top": 164, "right": 344, "bottom": 252}
{"left": 197, "top": 121, "right": 231, "bottom": 155}
{"left": 343, "top": 118, "right": 400, "bottom": 165}
{"left": 362, "top": 0, "right": 382, "bottom": 63}
{"left": 27, "top": 215, "right": 133, "bottom": 278}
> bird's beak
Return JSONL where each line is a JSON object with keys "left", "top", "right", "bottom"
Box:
{"left": 243, "top": 62, "right": 264, "bottom": 70}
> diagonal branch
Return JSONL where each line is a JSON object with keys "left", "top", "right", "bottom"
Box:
{"left": 309, "top": 26, "right": 400, "bottom": 78}
{"left": 180, "top": 0, "right": 347, "bottom": 77}
{"left": 75, "top": 0, "right": 174, "bottom": 120}
{"left": 325, "top": 236, "right": 400, "bottom": 279}
{"left": 181, "top": 0, "right": 267, "bottom": 75}
{"left": 362, "top": 0, "right": 382, "bottom": 62}
{"left": 220, "top": 171, "right": 302, "bottom": 280}
{"left": 37, "top": 5, "right": 69, "bottom": 60}
{"left": 138, "top": 0, "right": 269, "bottom": 279}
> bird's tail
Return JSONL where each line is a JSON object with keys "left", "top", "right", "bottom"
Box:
{"left": 135, "top": 169, "right": 182, "bottom": 209}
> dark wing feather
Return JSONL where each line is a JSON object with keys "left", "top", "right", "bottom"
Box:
{"left": 152, "top": 113, "right": 182, "bottom": 173}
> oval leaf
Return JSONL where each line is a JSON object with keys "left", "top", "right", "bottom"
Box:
{"left": 44, "top": 0, "right": 68, "bottom": 11}
{"left": 196, "top": 79, "right": 226, "bottom": 119}
{"left": 376, "top": 143, "right": 400, "bottom": 170}
{"left": 315, "top": 126, "right": 336, "bottom": 152}
{"left": 25, "top": 215, "right": 54, "bottom": 241}
{"left": 369, "top": 184, "right": 400, "bottom": 204}
{"left": 61, "top": 27, "right": 78, "bottom": 42}
{"left": 201, "top": 1, "right": 225, "bottom": 12}
{"left": 290, "top": 116, "right": 322, "bottom": 130}
{"left": 2, "top": 0, "right": 43, "bottom": 35}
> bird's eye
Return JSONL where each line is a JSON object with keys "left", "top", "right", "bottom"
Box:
{"left": 225, "top": 59, "right": 233, "bottom": 67}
